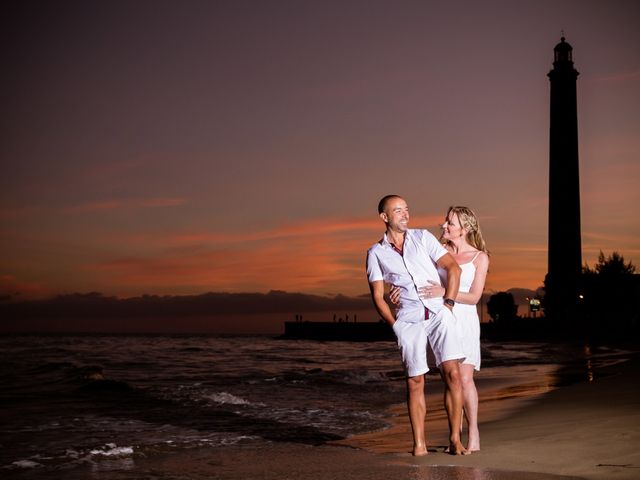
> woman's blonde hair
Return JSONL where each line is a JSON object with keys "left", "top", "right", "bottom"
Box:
{"left": 442, "top": 206, "right": 489, "bottom": 255}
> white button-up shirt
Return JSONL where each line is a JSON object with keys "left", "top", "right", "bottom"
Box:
{"left": 366, "top": 229, "right": 447, "bottom": 323}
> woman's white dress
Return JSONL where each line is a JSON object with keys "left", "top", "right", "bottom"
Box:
{"left": 439, "top": 251, "right": 481, "bottom": 370}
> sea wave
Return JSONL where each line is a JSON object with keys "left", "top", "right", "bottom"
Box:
{"left": 339, "top": 370, "right": 389, "bottom": 385}
{"left": 2, "top": 334, "right": 613, "bottom": 477}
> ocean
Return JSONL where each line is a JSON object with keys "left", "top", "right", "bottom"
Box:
{"left": 0, "top": 334, "right": 623, "bottom": 479}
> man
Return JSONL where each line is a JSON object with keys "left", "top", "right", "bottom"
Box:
{"left": 366, "top": 194, "right": 468, "bottom": 456}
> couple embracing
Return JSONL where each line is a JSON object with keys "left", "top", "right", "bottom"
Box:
{"left": 366, "top": 195, "right": 489, "bottom": 456}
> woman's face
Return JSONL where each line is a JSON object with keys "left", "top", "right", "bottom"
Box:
{"left": 441, "top": 212, "right": 464, "bottom": 240}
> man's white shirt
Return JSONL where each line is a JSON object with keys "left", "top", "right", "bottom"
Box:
{"left": 366, "top": 229, "right": 447, "bottom": 323}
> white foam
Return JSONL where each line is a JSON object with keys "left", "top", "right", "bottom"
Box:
{"left": 221, "top": 435, "right": 257, "bottom": 445}
{"left": 206, "top": 392, "right": 264, "bottom": 406}
{"left": 89, "top": 443, "right": 134, "bottom": 457}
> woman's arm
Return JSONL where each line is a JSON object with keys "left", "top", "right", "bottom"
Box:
{"left": 453, "top": 252, "right": 489, "bottom": 305}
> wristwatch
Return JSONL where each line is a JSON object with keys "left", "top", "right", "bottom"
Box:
{"left": 444, "top": 298, "right": 455, "bottom": 307}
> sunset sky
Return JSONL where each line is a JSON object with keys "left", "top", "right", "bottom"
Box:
{"left": 2, "top": 1, "right": 639, "bottom": 305}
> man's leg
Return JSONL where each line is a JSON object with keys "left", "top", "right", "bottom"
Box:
{"left": 406, "top": 374, "right": 428, "bottom": 456}
{"left": 460, "top": 363, "right": 480, "bottom": 451}
{"left": 440, "top": 359, "right": 469, "bottom": 455}
{"left": 394, "top": 320, "right": 430, "bottom": 456}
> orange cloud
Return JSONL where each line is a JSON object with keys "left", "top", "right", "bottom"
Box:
{"left": 0, "top": 274, "right": 51, "bottom": 300}
{"left": 90, "top": 224, "right": 377, "bottom": 295}
{"left": 84, "top": 213, "right": 545, "bottom": 297}
{"left": 116, "top": 215, "right": 443, "bottom": 251}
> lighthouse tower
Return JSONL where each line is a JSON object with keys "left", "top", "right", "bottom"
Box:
{"left": 545, "top": 36, "right": 582, "bottom": 320}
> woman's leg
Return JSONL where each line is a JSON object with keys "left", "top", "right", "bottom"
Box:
{"left": 460, "top": 363, "right": 480, "bottom": 451}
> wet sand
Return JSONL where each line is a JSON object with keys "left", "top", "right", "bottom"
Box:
{"left": 341, "top": 353, "right": 640, "bottom": 480}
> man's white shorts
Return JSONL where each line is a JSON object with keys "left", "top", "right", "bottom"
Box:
{"left": 392, "top": 308, "right": 465, "bottom": 378}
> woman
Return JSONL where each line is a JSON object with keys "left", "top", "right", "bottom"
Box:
{"left": 391, "top": 206, "right": 489, "bottom": 451}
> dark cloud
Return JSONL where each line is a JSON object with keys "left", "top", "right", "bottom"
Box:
{"left": 1, "top": 290, "right": 372, "bottom": 320}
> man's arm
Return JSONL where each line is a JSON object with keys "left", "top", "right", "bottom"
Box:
{"left": 436, "top": 253, "right": 461, "bottom": 308}
{"left": 368, "top": 280, "right": 396, "bottom": 327}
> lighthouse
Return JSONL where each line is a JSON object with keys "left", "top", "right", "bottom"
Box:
{"left": 545, "top": 36, "right": 582, "bottom": 320}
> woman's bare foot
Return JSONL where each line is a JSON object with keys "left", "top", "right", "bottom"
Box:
{"left": 467, "top": 435, "right": 480, "bottom": 451}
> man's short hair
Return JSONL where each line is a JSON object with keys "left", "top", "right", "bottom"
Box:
{"left": 378, "top": 195, "right": 402, "bottom": 214}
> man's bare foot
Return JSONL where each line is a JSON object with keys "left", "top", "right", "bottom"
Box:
{"left": 413, "top": 444, "right": 428, "bottom": 456}
{"left": 447, "top": 441, "right": 470, "bottom": 455}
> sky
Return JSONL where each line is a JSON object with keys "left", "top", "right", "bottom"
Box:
{"left": 2, "top": 1, "right": 639, "bottom": 313}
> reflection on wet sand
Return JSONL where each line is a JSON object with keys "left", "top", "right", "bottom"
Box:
{"left": 338, "top": 363, "right": 561, "bottom": 454}
{"left": 404, "top": 465, "right": 585, "bottom": 480}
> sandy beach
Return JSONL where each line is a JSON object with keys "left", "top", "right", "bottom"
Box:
{"left": 339, "top": 351, "right": 640, "bottom": 480}
{"left": 41, "top": 345, "right": 639, "bottom": 480}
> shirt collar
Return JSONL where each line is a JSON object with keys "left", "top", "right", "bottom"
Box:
{"left": 380, "top": 232, "right": 392, "bottom": 247}
{"left": 381, "top": 231, "right": 405, "bottom": 254}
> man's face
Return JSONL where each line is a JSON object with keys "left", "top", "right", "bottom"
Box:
{"left": 381, "top": 197, "right": 409, "bottom": 233}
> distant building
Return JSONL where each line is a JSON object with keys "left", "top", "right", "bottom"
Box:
{"left": 545, "top": 37, "right": 582, "bottom": 321}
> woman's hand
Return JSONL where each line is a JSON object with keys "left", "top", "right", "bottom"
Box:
{"left": 389, "top": 285, "right": 401, "bottom": 305}
{"left": 417, "top": 281, "right": 445, "bottom": 300}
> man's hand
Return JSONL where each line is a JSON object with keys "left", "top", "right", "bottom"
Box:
{"left": 369, "top": 280, "right": 397, "bottom": 327}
